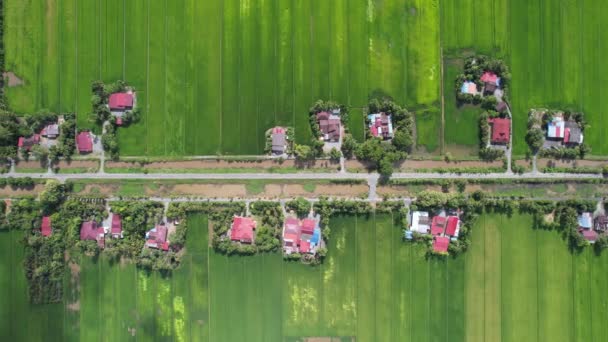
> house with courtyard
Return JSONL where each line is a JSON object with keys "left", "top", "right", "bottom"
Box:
{"left": 76, "top": 131, "right": 93, "bottom": 154}
{"left": 546, "top": 116, "right": 584, "bottom": 146}
{"left": 17, "top": 134, "right": 40, "bottom": 152}
{"left": 481, "top": 71, "right": 501, "bottom": 95}
{"left": 40, "top": 216, "right": 52, "bottom": 237}
{"left": 145, "top": 225, "right": 169, "bottom": 251}
{"left": 488, "top": 117, "right": 511, "bottom": 145}
{"left": 367, "top": 112, "right": 394, "bottom": 140}
{"left": 409, "top": 210, "right": 462, "bottom": 253}
{"left": 282, "top": 216, "right": 323, "bottom": 255}
{"left": 230, "top": 216, "right": 257, "bottom": 244}
{"left": 316, "top": 110, "right": 341, "bottom": 142}
{"left": 80, "top": 220, "right": 105, "bottom": 248}
{"left": 108, "top": 91, "right": 135, "bottom": 126}
{"left": 270, "top": 127, "right": 287, "bottom": 155}
{"left": 578, "top": 212, "right": 597, "bottom": 243}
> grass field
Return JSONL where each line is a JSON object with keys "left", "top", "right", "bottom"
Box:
{"left": 4, "top": 0, "right": 440, "bottom": 156}
{"left": 441, "top": 0, "right": 608, "bottom": 156}
{"left": 3, "top": 212, "right": 608, "bottom": 340}
{"left": 443, "top": 59, "right": 482, "bottom": 156}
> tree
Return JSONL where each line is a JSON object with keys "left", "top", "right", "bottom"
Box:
{"left": 525, "top": 127, "right": 544, "bottom": 152}
{"left": 329, "top": 147, "right": 341, "bottom": 162}
{"left": 39, "top": 180, "right": 66, "bottom": 213}
{"left": 30, "top": 145, "right": 49, "bottom": 164}
{"left": 294, "top": 144, "right": 314, "bottom": 161}
{"left": 341, "top": 134, "right": 357, "bottom": 159}
{"left": 392, "top": 129, "right": 413, "bottom": 152}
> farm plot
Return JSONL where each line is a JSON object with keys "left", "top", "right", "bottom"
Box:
{"left": 4, "top": 0, "right": 440, "bottom": 157}
{"left": 4, "top": 211, "right": 608, "bottom": 340}
{"left": 441, "top": 0, "right": 608, "bottom": 156}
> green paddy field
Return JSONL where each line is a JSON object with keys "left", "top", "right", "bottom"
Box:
{"left": 4, "top": 0, "right": 440, "bottom": 156}
{"left": 442, "top": 0, "right": 608, "bottom": 156}
{"left": 1, "top": 212, "right": 607, "bottom": 341}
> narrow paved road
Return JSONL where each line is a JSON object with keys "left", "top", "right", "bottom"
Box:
{"left": 3, "top": 170, "right": 601, "bottom": 181}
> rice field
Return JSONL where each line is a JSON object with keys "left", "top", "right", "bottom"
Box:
{"left": 2, "top": 212, "right": 608, "bottom": 341}
{"left": 441, "top": 0, "right": 608, "bottom": 156}
{"left": 4, "top": 0, "right": 440, "bottom": 156}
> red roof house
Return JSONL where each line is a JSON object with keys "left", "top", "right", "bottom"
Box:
{"left": 488, "top": 118, "right": 511, "bottom": 144}
{"left": 433, "top": 236, "right": 450, "bottom": 253}
{"left": 146, "top": 225, "right": 169, "bottom": 251}
{"left": 111, "top": 214, "right": 123, "bottom": 238}
{"left": 299, "top": 240, "right": 311, "bottom": 254}
{"left": 580, "top": 228, "right": 598, "bottom": 243}
{"left": 230, "top": 216, "right": 257, "bottom": 244}
{"left": 480, "top": 71, "right": 499, "bottom": 85}
{"left": 80, "top": 221, "right": 105, "bottom": 248}
{"left": 41, "top": 216, "right": 52, "bottom": 237}
{"left": 445, "top": 216, "right": 460, "bottom": 237}
{"left": 301, "top": 218, "right": 317, "bottom": 235}
{"left": 76, "top": 131, "right": 93, "bottom": 153}
{"left": 431, "top": 216, "right": 446, "bottom": 236}
{"left": 108, "top": 93, "right": 134, "bottom": 111}
{"left": 18, "top": 135, "right": 40, "bottom": 151}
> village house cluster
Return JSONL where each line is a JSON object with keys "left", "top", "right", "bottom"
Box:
{"left": 577, "top": 212, "right": 608, "bottom": 243}
{"left": 39, "top": 209, "right": 175, "bottom": 252}
{"left": 17, "top": 118, "right": 62, "bottom": 154}
{"left": 227, "top": 213, "right": 325, "bottom": 258}
{"left": 407, "top": 210, "right": 462, "bottom": 254}
{"left": 282, "top": 215, "right": 323, "bottom": 255}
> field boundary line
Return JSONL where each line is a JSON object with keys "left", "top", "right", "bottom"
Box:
{"left": 145, "top": 0, "right": 150, "bottom": 156}
{"left": 163, "top": 0, "right": 168, "bottom": 156}
{"left": 122, "top": 0, "right": 126, "bottom": 79}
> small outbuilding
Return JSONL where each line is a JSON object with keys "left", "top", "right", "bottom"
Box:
{"left": 18, "top": 135, "right": 40, "bottom": 151}
{"left": 40, "top": 216, "right": 52, "bottom": 237}
{"left": 111, "top": 214, "right": 123, "bottom": 238}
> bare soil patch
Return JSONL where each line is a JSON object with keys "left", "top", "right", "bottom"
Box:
{"left": 79, "top": 184, "right": 117, "bottom": 195}
{"left": 108, "top": 158, "right": 336, "bottom": 171}
{"left": 538, "top": 158, "right": 607, "bottom": 168}
{"left": 2, "top": 71, "right": 24, "bottom": 87}
{"left": 0, "top": 184, "right": 44, "bottom": 196}
{"left": 283, "top": 184, "right": 368, "bottom": 198}
{"left": 67, "top": 300, "right": 80, "bottom": 312}
{"left": 15, "top": 160, "right": 46, "bottom": 169}
{"left": 54, "top": 160, "right": 99, "bottom": 171}
{"left": 346, "top": 159, "right": 501, "bottom": 172}
{"left": 377, "top": 184, "right": 442, "bottom": 197}
{"left": 171, "top": 184, "right": 247, "bottom": 198}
